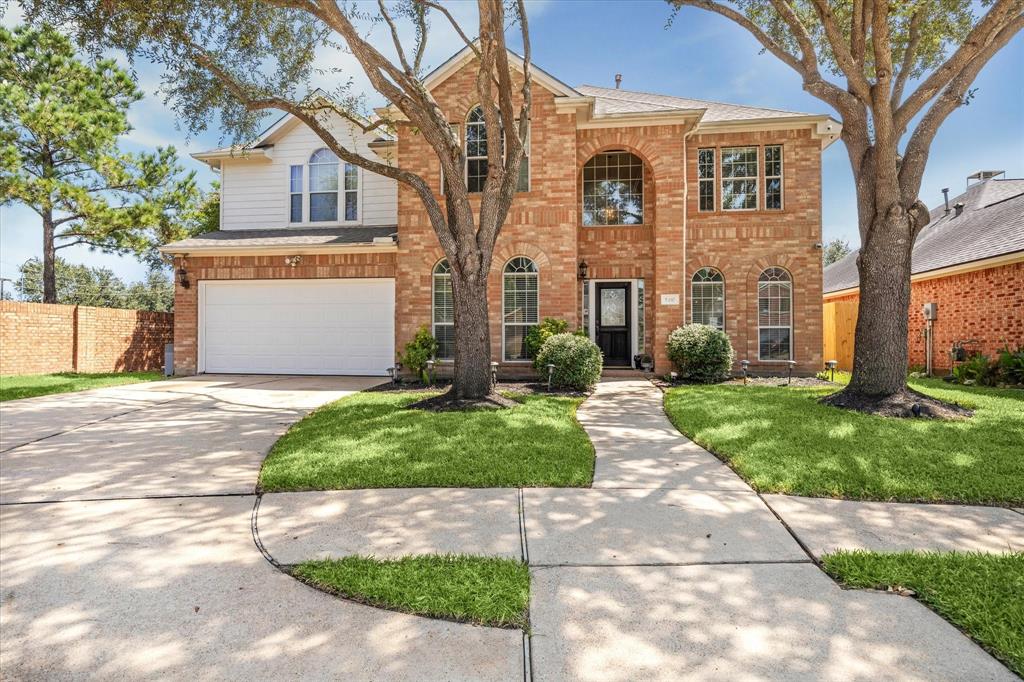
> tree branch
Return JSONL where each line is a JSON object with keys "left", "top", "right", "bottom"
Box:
{"left": 895, "top": 0, "right": 1024, "bottom": 131}
{"left": 806, "top": 0, "right": 872, "bottom": 102}
{"left": 418, "top": 0, "right": 480, "bottom": 57}
{"left": 890, "top": 7, "right": 924, "bottom": 111}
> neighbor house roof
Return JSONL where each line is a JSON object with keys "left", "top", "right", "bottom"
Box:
{"left": 574, "top": 85, "right": 814, "bottom": 123}
{"left": 823, "top": 178, "right": 1024, "bottom": 294}
{"left": 160, "top": 226, "right": 397, "bottom": 255}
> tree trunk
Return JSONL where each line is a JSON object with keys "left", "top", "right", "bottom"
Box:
{"left": 450, "top": 271, "right": 493, "bottom": 399}
{"left": 42, "top": 208, "right": 57, "bottom": 304}
{"left": 846, "top": 210, "right": 914, "bottom": 395}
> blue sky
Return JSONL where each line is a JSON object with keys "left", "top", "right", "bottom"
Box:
{"left": 2, "top": 0, "right": 1022, "bottom": 286}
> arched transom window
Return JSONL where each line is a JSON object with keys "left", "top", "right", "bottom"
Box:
{"left": 691, "top": 268, "right": 725, "bottom": 330}
{"left": 464, "top": 106, "right": 529, "bottom": 193}
{"left": 289, "top": 148, "right": 358, "bottom": 223}
{"left": 758, "top": 267, "right": 792, "bottom": 360}
{"left": 582, "top": 151, "right": 644, "bottom": 226}
{"left": 432, "top": 259, "right": 454, "bottom": 359}
{"left": 503, "top": 257, "right": 539, "bottom": 361}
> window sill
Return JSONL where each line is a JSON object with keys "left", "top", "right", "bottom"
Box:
{"left": 287, "top": 221, "right": 363, "bottom": 228}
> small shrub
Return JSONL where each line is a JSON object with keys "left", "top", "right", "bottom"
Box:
{"left": 535, "top": 333, "right": 603, "bottom": 391}
{"left": 666, "top": 324, "right": 735, "bottom": 384}
{"left": 952, "top": 353, "right": 997, "bottom": 386}
{"left": 996, "top": 345, "right": 1024, "bottom": 385}
{"left": 527, "top": 318, "right": 586, "bottom": 369}
{"left": 400, "top": 326, "right": 439, "bottom": 384}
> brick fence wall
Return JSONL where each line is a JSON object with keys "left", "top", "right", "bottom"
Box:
{"left": 0, "top": 301, "right": 173, "bottom": 375}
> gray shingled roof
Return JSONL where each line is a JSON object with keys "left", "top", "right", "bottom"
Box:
{"left": 576, "top": 85, "right": 815, "bottom": 122}
{"left": 160, "top": 226, "right": 397, "bottom": 253}
{"left": 823, "top": 178, "right": 1024, "bottom": 293}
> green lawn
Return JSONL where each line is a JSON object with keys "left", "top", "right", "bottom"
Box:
{"left": 293, "top": 555, "right": 531, "bottom": 628}
{"left": 0, "top": 371, "right": 165, "bottom": 402}
{"left": 823, "top": 550, "right": 1024, "bottom": 676}
{"left": 259, "top": 391, "right": 594, "bottom": 491}
{"left": 663, "top": 378, "right": 1024, "bottom": 504}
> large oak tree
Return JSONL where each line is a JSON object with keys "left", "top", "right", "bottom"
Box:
{"left": 669, "top": 0, "right": 1023, "bottom": 413}
{"left": 19, "top": 0, "right": 532, "bottom": 400}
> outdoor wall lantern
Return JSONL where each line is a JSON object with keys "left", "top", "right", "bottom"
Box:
{"left": 285, "top": 255, "right": 303, "bottom": 268}
{"left": 577, "top": 260, "right": 589, "bottom": 281}
{"left": 177, "top": 263, "right": 190, "bottom": 290}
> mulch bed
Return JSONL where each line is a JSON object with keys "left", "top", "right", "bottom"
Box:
{"left": 820, "top": 386, "right": 973, "bottom": 419}
{"left": 652, "top": 376, "right": 835, "bottom": 390}
{"left": 368, "top": 379, "right": 588, "bottom": 411}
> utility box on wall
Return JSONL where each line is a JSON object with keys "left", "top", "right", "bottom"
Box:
{"left": 922, "top": 302, "right": 938, "bottom": 320}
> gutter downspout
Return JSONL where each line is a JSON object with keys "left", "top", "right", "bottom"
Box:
{"left": 682, "top": 125, "right": 698, "bottom": 328}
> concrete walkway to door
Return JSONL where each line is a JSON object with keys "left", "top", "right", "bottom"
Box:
{"left": 256, "top": 379, "right": 1018, "bottom": 681}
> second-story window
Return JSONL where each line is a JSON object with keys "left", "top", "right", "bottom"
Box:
{"left": 582, "top": 151, "right": 644, "bottom": 226}
{"left": 289, "top": 165, "right": 303, "bottom": 223}
{"left": 464, "top": 106, "right": 528, "bottom": 193}
{"left": 765, "top": 144, "right": 783, "bottom": 210}
{"left": 698, "top": 148, "right": 715, "bottom": 212}
{"left": 721, "top": 146, "right": 758, "bottom": 210}
{"left": 306, "top": 148, "right": 358, "bottom": 223}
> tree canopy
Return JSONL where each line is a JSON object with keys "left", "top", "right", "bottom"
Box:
{"left": 822, "top": 238, "right": 852, "bottom": 265}
{"left": 15, "top": 257, "right": 175, "bottom": 311}
{"left": 0, "top": 23, "right": 205, "bottom": 296}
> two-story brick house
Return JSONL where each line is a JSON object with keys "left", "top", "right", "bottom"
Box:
{"left": 162, "top": 46, "right": 839, "bottom": 377}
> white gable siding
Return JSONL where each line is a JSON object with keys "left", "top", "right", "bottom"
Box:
{"left": 220, "top": 115, "right": 397, "bottom": 230}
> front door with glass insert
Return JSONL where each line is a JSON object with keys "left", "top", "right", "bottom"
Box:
{"left": 596, "top": 282, "right": 631, "bottom": 367}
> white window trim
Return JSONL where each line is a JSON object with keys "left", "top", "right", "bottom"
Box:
{"left": 721, "top": 146, "right": 759, "bottom": 212}
{"left": 585, "top": 278, "right": 640, "bottom": 363}
{"left": 757, "top": 268, "right": 793, "bottom": 362}
{"left": 764, "top": 144, "right": 784, "bottom": 211}
{"left": 286, "top": 149, "right": 363, "bottom": 227}
{"left": 432, "top": 260, "right": 454, "bottom": 362}
{"left": 690, "top": 268, "right": 725, "bottom": 331}
{"left": 502, "top": 257, "right": 539, "bottom": 363}
{"left": 697, "top": 148, "right": 715, "bottom": 212}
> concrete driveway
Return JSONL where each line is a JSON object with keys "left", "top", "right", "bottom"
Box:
{"left": 0, "top": 375, "right": 378, "bottom": 503}
{"left": 0, "top": 375, "right": 524, "bottom": 680}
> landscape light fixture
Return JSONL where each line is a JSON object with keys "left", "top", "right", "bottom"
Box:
{"left": 786, "top": 360, "right": 797, "bottom": 385}
{"left": 825, "top": 360, "right": 838, "bottom": 382}
{"left": 491, "top": 361, "right": 499, "bottom": 386}
{"left": 547, "top": 363, "right": 556, "bottom": 391}
{"left": 740, "top": 359, "right": 750, "bottom": 385}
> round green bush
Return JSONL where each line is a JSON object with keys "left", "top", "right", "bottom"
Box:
{"left": 666, "top": 324, "right": 735, "bottom": 383}
{"left": 535, "top": 332, "right": 603, "bottom": 391}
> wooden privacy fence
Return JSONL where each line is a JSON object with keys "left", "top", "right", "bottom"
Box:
{"left": 822, "top": 297, "right": 858, "bottom": 371}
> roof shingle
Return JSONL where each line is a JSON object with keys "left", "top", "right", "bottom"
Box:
{"left": 575, "top": 85, "right": 815, "bottom": 122}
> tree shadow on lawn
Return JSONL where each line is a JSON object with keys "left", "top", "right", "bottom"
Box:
{"left": 663, "top": 379, "right": 1024, "bottom": 505}
{"left": 258, "top": 391, "right": 596, "bottom": 491}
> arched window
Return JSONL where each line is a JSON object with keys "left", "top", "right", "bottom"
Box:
{"left": 691, "top": 268, "right": 725, "bottom": 330}
{"left": 503, "top": 257, "right": 539, "bottom": 361}
{"left": 464, "top": 105, "right": 528, "bottom": 193}
{"left": 297, "top": 148, "right": 358, "bottom": 223}
{"left": 758, "top": 267, "right": 792, "bottom": 360}
{"left": 433, "top": 259, "right": 454, "bottom": 359}
{"left": 582, "top": 151, "right": 644, "bottom": 225}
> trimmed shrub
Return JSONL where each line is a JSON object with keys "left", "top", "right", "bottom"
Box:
{"left": 400, "top": 325, "right": 439, "bottom": 383}
{"left": 666, "top": 324, "right": 735, "bottom": 383}
{"left": 535, "top": 332, "right": 603, "bottom": 391}
{"left": 527, "top": 318, "right": 586, "bottom": 369}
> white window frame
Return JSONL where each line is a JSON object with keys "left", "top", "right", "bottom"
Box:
{"left": 721, "top": 146, "right": 759, "bottom": 211}
{"left": 289, "top": 164, "right": 303, "bottom": 223}
{"left": 765, "top": 144, "right": 783, "bottom": 210}
{"left": 462, "top": 106, "right": 529, "bottom": 194}
{"left": 691, "top": 267, "right": 725, "bottom": 330}
{"left": 581, "top": 151, "right": 645, "bottom": 226}
{"left": 697, "top": 148, "right": 715, "bottom": 212}
{"left": 757, "top": 267, "right": 793, "bottom": 361}
{"left": 502, "top": 256, "right": 539, "bottom": 362}
{"left": 432, "top": 259, "right": 454, "bottom": 361}
{"left": 287, "top": 148, "right": 362, "bottom": 226}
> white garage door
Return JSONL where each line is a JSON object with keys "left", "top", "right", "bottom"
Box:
{"left": 200, "top": 279, "right": 395, "bottom": 376}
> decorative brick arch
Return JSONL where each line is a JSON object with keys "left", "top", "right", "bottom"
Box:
{"left": 492, "top": 242, "right": 552, "bottom": 271}
{"left": 577, "top": 142, "right": 660, "bottom": 227}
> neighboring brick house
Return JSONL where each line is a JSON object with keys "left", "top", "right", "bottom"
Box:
{"left": 162, "top": 46, "right": 839, "bottom": 377}
{"left": 823, "top": 172, "right": 1024, "bottom": 372}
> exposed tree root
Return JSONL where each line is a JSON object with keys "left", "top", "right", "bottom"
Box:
{"left": 820, "top": 386, "right": 973, "bottom": 419}
{"left": 405, "top": 390, "right": 518, "bottom": 412}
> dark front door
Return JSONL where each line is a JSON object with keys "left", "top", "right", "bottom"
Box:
{"left": 596, "top": 282, "right": 631, "bottom": 367}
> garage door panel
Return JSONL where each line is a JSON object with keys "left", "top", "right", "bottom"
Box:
{"left": 201, "top": 279, "right": 395, "bottom": 376}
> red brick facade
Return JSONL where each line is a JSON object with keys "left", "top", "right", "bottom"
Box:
{"left": 823, "top": 260, "right": 1024, "bottom": 371}
{"left": 0, "top": 301, "right": 173, "bottom": 376}
{"left": 169, "top": 57, "right": 829, "bottom": 377}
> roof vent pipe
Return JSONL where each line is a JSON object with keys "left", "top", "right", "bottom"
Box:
{"left": 615, "top": 73, "right": 622, "bottom": 89}
{"left": 942, "top": 188, "right": 950, "bottom": 215}
{"left": 954, "top": 201, "right": 965, "bottom": 217}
